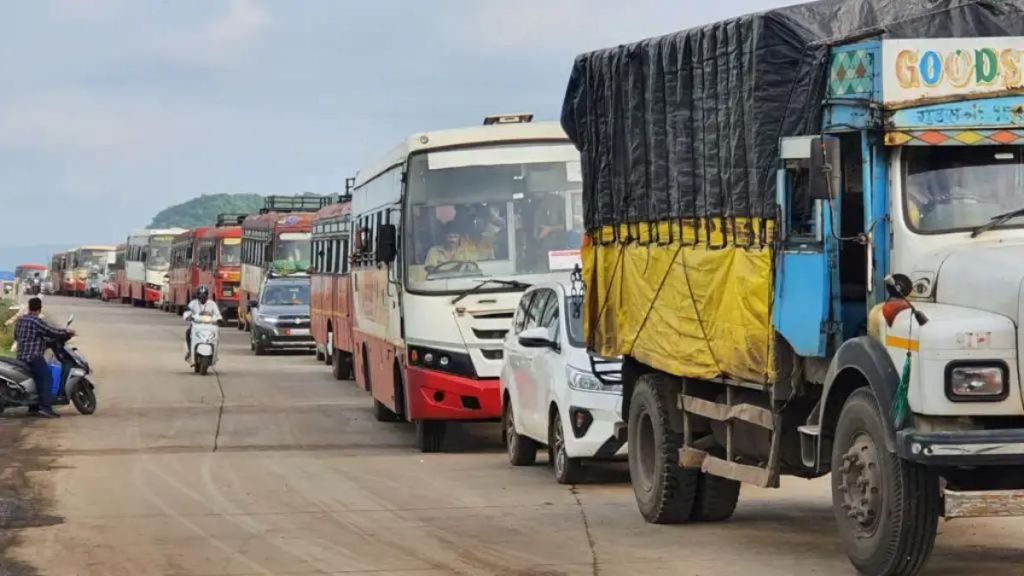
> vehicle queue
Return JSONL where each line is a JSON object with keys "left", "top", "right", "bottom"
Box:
{"left": 22, "top": 2, "right": 1024, "bottom": 573}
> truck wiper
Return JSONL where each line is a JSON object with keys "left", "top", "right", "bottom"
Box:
{"left": 970, "top": 206, "right": 1024, "bottom": 238}
{"left": 451, "top": 279, "right": 530, "bottom": 305}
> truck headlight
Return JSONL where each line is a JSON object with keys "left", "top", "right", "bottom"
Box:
{"left": 567, "top": 368, "right": 621, "bottom": 393}
{"left": 946, "top": 363, "right": 1008, "bottom": 401}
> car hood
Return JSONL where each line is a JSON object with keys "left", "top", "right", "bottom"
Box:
{"left": 257, "top": 304, "right": 309, "bottom": 317}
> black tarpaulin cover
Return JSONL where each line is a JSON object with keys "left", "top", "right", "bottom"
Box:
{"left": 561, "top": 0, "right": 1024, "bottom": 231}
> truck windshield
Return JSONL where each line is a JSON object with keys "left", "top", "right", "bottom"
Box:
{"left": 220, "top": 238, "right": 241, "bottom": 266}
{"left": 405, "top": 143, "right": 584, "bottom": 293}
{"left": 904, "top": 146, "right": 1024, "bottom": 233}
{"left": 147, "top": 237, "right": 174, "bottom": 270}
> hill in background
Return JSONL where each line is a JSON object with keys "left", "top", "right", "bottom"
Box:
{"left": 148, "top": 193, "right": 264, "bottom": 229}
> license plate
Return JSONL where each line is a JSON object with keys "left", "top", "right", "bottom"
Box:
{"left": 223, "top": 289, "right": 233, "bottom": 296}
{"left": 287, "top": 328, "right": 310, "bottom": 336}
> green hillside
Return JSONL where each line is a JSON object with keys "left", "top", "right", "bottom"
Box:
{"left": 148, "top": 194, "right": 264, "bottom": 229}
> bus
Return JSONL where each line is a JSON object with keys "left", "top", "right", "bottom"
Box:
{"left": 50, "top": 250, "right": 73, "bottom": 295}
{"left": 102, "top": 244, "right": 127, "bottom": 302}
{"left": 199, "top": 215, "right": 245, "bottom": 320}
{"left": 169, "top": 229, "right": 205, "bottom": 313}
{"left": 70, "top": 246, "right": 116, "bottom": 297}
{"left": 238, "top": 197, "right": 329, "bottom": 330}
{"left": 311, "top": 198, "right": 355, "bottom": 379}
{"left": 14, "top": 264, "right": 48, "bottom": 295}
{"left": 126, "top": 229, "right": 186, "bottom": 307}
{"left": 349, "top": 114, "right": 585, "bottom": 451}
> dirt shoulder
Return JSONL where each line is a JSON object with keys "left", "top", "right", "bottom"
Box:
{"left": 0, "top": 417, "right": 59, "bottom": 576}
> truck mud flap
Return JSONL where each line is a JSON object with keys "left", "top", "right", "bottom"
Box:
{"left": 945, "top": 489, "right": 1024, "bottom": 519}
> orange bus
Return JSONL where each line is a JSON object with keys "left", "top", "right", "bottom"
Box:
{"left": 50, "top": 250, "right": 73, "bottom": 295}
{"left": 168, "top": 229, "right": 204, "bottom": 313}
{"left": 238, "top": 197, "right": 329, "bottom": 331}
{"left": 200, "top": 215, "right": 245, "bottom": 320}
{"left": 311, "top": 199, "right": 355, "bottom": 379}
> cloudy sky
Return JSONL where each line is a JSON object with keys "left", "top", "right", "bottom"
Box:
{"left": 1, "top": 0, "right": 793, "bottom": 259}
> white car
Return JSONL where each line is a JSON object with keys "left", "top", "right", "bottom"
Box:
{"left": 501, "top": 281, "right": 624, "bottom": 484}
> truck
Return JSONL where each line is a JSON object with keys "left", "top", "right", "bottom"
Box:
{"left": 561, "top": 2, "right": 1024, "bottom": 575}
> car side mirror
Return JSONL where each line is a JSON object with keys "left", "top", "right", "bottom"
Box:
{"left": 66, "top": 314, "right": 74, "bottom": 327}
{"left": 248, "top": 300, "right": 259, "bottom": 309}
{"left": 809, "top": 135, "right": 841, "bottom": 200}
{"left": 519, "top": 326, "right": 557, "bottom": 350}
{"left": 376, "top": 223, "right": 398, "bottom": 264}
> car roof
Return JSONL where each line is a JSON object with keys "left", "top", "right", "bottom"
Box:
{"left": 525, "top": 280, "right": 572, "bottom": 296}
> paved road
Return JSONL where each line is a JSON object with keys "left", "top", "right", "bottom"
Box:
{"left": 2, "top": 297, "right": 1024, "bottom": 576}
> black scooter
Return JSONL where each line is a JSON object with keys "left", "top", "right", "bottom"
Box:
{"left": 0, "top": 315, "right": 98, "bottom": 415}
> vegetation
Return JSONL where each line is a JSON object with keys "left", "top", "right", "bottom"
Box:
{"left": 0, "top": 299, "right": 16, "bottom": 357}
{"left": 148, "top": 193, "right": 264, "bottom": 229}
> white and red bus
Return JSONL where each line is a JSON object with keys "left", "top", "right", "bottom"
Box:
{"left": 102, "top": 244, "right": 127, "bottom": 302}
{"left": 311, "top": 199, "right": 355, "bottom": 379}
{"left": 350, "top": 114, "right": 585, "bottom": 452}
{"left": 238, "top": 197, "right": 328, "bottom": 330}
{"left": 14, "top": 264, "right": 47, "bottom": 295}
{"left": 50, "top": 251, "right": 74, "bottom": 295}
{"left": 126, "top": 229, "right": 186, "bottom": 307}
{"left": 70, "top": 245, "right": 116, "bottom": 298}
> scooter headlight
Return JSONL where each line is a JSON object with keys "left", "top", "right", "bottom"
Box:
{"left": 195, "top": 332, "right": 215, "bottom": 343}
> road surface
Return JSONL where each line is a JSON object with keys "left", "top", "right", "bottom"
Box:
{"left": 2, "top": 297, "right": 1023, "bottom": 576}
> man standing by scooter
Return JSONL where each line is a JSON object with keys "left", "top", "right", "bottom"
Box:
{"left": 14, "top": 297, "right": 74, "bottom": 418}
{"left": 184, "top": 286, "right": 221, "bottom": 361}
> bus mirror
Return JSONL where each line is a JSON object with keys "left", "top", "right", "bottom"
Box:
{"left": 809, "top": 135, "right": 841, "bottom": 201}
{"left": 376, "top": 224, "right": 398, "bottom": 264}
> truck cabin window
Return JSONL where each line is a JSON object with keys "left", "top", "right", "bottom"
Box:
{"left": 904, "top": 146, "right": 1024, "bottom": 233}
{"left": 404, "top": 143, "right": 584, "bottom": 291}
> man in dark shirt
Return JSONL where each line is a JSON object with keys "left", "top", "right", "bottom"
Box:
{"left": 14, "top": 298, "right": 74, "bottom": 418}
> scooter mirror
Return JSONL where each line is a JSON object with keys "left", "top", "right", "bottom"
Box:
{"left": 66, "top": 314, "right": 75, "bottom": 327}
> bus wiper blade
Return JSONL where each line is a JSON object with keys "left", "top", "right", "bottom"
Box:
{"left": 451, "top": 279, "right": 530, "bottom": 305}
{"left": 970, "top": 206, "right": 1024, "bottom": 238}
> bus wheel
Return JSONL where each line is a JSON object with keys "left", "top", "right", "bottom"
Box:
{"left": 415, "top": 421, "right": 445, "bottom": 453}
{"left": 832, "top": 388, "right": 939, "bottom": 576}
{"left": 315, "top": 348, "right": 325, "bottom": 362}
{"left": 332, "top": 349, "right": 353, "bottom": 381}
{"left": 628, "top": 373, "right": 699, "bottom": 524}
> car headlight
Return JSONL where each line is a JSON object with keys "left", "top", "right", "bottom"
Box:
{"left": 567, "top": 368, "right": 621, "bottom": 393}
{"left": 256, "top": 314, "right": 279, "bottom": 325}
{"left": 946, "top": 363, "right": 1008, "bottom": 401}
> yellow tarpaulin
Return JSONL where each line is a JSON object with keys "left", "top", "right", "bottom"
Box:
{"left": 583, "top": 219, "right": 775, "bottom": 384}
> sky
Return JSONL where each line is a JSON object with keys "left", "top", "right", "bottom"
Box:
{"left": 0, "top": 0, "right": 795, "bottom": 268}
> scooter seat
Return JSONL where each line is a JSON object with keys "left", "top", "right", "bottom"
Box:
{"left": 0, "top": 356, "right": 31, "bottom": 373}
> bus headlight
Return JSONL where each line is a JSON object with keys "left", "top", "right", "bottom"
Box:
{"left": 946, "top": 363, "right": 1008, "bottom": 401}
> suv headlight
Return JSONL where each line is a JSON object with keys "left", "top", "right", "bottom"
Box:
{"left": 256, "top": 314, "right": 278, "bottom": 325}
{"left": 946, "top": 363, "right": 1008, "bottom": 401}
{"left": 567, "top": 368, "right": 621, "bottom": 393}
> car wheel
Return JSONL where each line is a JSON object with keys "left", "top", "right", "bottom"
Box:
{"left": 551, "top": 409, "right": 584, "bottom": 484}
{"left": 504, "top": 400, "right": 538, "bottom": 466}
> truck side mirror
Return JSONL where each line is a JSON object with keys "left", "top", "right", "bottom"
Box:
{"left": 809, "top": 135, "right": 841, "bottom": 200}
{"left": 376, "top": 224, "right": 398, "bottom": 264}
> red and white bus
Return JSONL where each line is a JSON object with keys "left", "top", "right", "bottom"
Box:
{"left": 70, "top": 246, "right": 116, "bottom": 298}
{"left": 14, "top": 264, "right": 48, "bottom": 295}
{"left": 126, "top": 229, "right": 186, "bottom": 307}
{"left": 50, "top": 251, "right": 73, "bottom": 295}
{"left": 349, "top": 114, "right": 585, "bottom": 452}
{"left": 102, "top": 244, "right": 126, "bottom": 302}
{"left": 201, "top": 216, "right": 244, "bottom": 320}
{"left": 168, "top": 229, "right": 209, "bottom": 313}
{"left": 311, "top": 199, "right": 355, "bottom": 379}
{"left": 238, "top": 197, "right": 328, "bottom": 330}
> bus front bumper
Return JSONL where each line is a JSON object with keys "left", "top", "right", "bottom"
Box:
{"left": 406, "top": 366, "right": 501, "bottom": 422}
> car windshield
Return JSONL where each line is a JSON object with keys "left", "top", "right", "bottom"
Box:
{"left": 405, "top": 143, "right": 584, "bottom": 293}
{"left": 220, "top": 238, "right": 241, "bottom": 265}
{"left": 147, "top": 237, "right": 174, "bottom": 270}
{"left": 903, "top": 146, "right": 1024, "bottom": 233}
{"left": 261, "top": 283, "right": 310, "bottom": 306}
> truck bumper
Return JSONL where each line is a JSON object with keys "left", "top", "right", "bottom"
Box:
{"left": 897, "top": 428, "right": 1024, "bottom": 466}
{"left": 945, "top": 488, "right": 1024, "bottom": 519}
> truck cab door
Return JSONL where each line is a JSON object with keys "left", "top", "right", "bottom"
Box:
{"left": 774, "top": 136, "right": 837, "bottom": 358}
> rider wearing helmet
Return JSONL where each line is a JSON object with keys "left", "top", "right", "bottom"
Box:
{"left": 183, "top": 286, "right": 222, "bottom": 361}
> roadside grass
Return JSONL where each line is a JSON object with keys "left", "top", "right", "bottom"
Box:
{"left": 0, "top": 298, "right": 16, "bottom": 357}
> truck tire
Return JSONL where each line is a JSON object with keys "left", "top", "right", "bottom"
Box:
{"left": 628, "top": 373, "right": 699, "bottom": 524}
{"left": 831, "top": 388, "right": 939, "bottom": 576}
{"left": 415, "top": 421, "right": 445, "bottom": 453}
{"left": 693, "top": 473, "right": 740, "bottom": 522}
{"left": 504, "top": 400, "right": 538, "bottom": 466}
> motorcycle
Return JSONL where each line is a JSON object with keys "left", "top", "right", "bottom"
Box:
{"left": 185, "top": 312, "right": 219, "bottom": 375}
{"left": 0, "top": 315, "right": 98, "bottom": 415}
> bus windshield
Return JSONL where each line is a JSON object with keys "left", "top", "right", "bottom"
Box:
{"left": 904, "top": 146, "right": 1024, "bottom": 233}
{"left": 405, "top": 143, "right": 584, "bottom": 292}
{"left": 273, "top": 232, "right": 312, "bottom": 273}
{"left": 147, "top": 237, "right": 174, "bottom": 270}
{"left": 220, "top": 238, "right": 241, "bottom": 266}
{"left": 79, "top": 250, "right": 110, "bottom": 271}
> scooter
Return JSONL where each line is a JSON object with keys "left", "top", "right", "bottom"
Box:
{"left": 0, "top": 315, "right": 98, "bottom": 415}
{"left": 185, "top": 312, "right": 219, "bottom": 375}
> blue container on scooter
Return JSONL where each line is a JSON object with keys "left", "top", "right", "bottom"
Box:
{"left": 48, "top": 363, "right": 63, "bottom": 396}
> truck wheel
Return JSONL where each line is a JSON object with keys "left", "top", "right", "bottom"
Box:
{"left": 628, "top": 373, "right": 698, "bottom": 524}
{"left": 504, "top": 400, "right": 537, "bottom": 466}
{"left": 415, "top": 421, "right": 445, "bottom": 453}
{"left": 693, "top": 473, "right": 740, "bottom": 522}
{"left": 832, "top": 388, "right": 939, "bottom": 576}
{"left": 551, "top": 409, "right": 584, "bottom": 484}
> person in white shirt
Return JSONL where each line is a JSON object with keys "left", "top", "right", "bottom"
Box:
{"left": 183, "top": 286, "right": 222, "bottom": 361}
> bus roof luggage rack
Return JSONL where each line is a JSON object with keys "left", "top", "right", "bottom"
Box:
{"left": 216, "top": 213, "right": 248, "bottom": 227}
{"left": 260, "top": 195, "right": 332, "bottom": 214}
